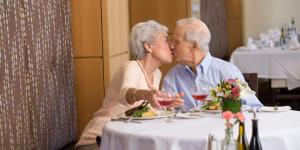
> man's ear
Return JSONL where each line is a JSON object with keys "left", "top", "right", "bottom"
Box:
{"left": 144, "top": 42, "right": 152, "bottom": 53}
{"left": 192, "top": 42, "right": 198, "bottom": 50}
{"left": 190, "top": 42, "right": 199, "bottom": 52}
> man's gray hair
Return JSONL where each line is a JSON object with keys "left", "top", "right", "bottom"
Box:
{"left": 129, "top": 20, "right": 168, "bottom": 60}
{"left": 176, "top": 17, "right": 211, "bottom": 52}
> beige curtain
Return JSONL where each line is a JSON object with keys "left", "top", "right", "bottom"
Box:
{"left": 201, "top": 0, "right": 228, "bottom": 59}
{"left": 0, "top": 0, "right": 76, "bottom": 149}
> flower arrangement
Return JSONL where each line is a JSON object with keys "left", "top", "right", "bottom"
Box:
{"left": 210, "top": 78, "right": 254, "bottom": 113}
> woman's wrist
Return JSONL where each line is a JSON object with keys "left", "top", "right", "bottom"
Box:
{"left": 126, "top": 88, "right": 137, "bottom": 104}
{"left": 132, "top": 88, "right": 138, "bottom": 102}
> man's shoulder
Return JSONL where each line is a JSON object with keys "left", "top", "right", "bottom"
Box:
{"left": 210, "top": 57, "right": 243, "bottom": 80}
{"left": 211, "top": 57, "right": 238, "bottom": 70}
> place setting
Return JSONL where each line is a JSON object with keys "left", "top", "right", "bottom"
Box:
{"left": 113, "top": 92, "right": 179, "bottom": 123}
{"left": 251, "top": 105, "right": 292, "bottom": 113}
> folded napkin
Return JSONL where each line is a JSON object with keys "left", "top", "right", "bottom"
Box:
{"left": 268, "top": 28, "right": 281, "bottom": 42}
{"left": 246, "top": 38, "right": 258, "bottom": 50}
{"left": 288, "top": 35, "right": 300, "bottom": 50}
{"left": 259, "top": 106, "right": 291, "bottom": 112}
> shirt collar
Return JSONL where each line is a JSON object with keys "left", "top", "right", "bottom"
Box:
{"left": 184, "top": 52, "right": 212, "bottom": 75}
{"left": 199, "top": 52, "right": 212, "bottom": 74}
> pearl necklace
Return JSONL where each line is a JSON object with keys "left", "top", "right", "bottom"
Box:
{"left": 136, "top": 60, "right": 155, "bottom": 89}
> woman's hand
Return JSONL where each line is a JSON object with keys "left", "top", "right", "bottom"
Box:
{"left": 168, "top": 92, "right": 184, "bottom": 108}
{"left": 134, "top": 89, "right": 161, "bottom": 108}
{"left": 126, "top": 88, "right": 184, "bottom": 109}
{"left": 154, "top": 91, "right": 184, "bottom": 109}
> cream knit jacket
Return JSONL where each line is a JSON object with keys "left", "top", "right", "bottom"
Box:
{"left": 76, "top": 61, "right": 161, "bottom": 147}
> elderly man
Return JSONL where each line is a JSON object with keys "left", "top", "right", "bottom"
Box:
{"left": 162, "top": 17, "right": 263, "bottom": 109}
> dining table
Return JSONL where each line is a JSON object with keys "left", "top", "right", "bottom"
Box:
{"left": 100, "top": 109, "right": 300, "bottom": 150}
{"left": 230, "top": 47, "right": 300, "bottom": 90}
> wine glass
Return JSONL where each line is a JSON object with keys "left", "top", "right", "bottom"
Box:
{"left": 158, "top": 92, "right": 176, "bottom": 123}
{"left": 190, "top": 85, "right": 210, "bottom": 109}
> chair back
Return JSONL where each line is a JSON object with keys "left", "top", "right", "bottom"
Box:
{"left": 243, "top": 73, "right": 258, "bottom": 95}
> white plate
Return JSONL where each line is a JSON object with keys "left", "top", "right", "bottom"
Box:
{"left": 199, "top": 109, "right": 222, "bottom": 113}
{"left": 117, "top": 111, "right": 174, "bottom": 120}
{"left": 189, "top": 107, "right": 221, "bottom": 113}
{"left": 190, "top": 105, "right": 251, "bottom": 113}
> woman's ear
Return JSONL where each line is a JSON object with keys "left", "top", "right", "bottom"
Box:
{"left": 143, "top": 42, "right": 152, "bottom": 53}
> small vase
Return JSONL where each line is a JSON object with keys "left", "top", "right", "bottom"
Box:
{"left": 222, "top": 127, "right": 237, "bottom": 150}
{"left": 222, "top": 98, "right": 241, "bottom": 113}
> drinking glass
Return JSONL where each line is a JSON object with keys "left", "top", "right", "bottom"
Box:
{"left": 190, "top": 85, "right": 210, "bottom": 108}
{"left": 158, "top": 92, "right": 176, "bottom": 123}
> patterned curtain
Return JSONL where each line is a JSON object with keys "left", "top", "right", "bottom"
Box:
{"left": 201, "top": 0, "right": 228, "bottom": 59}
{"left": 0, "top": 0, "right": 77, "bottom": 149}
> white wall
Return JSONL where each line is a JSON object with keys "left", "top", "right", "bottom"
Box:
{"left": 242, "top": 0, "right": 300, "bottom": 44}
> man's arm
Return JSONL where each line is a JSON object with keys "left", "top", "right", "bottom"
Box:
{"left": 223, "top": 63, "right": 263, "bottom": 107}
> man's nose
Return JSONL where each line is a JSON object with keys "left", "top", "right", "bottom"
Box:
{"left": 169, "top": 41, "right": 175, "bottom": 50}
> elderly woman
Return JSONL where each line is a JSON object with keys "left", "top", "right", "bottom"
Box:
{"left": 75, "top": 20, "right": 184, "bottom": 150}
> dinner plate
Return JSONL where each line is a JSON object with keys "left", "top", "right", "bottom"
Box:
{"left": 188, "top": 107, "right": 221, "bottom": 113}
{"left": 190, "top": 105, "right": 251, "bottom": 113}
{"left": 199, "top": 109, "right": 222, "bottom": 113}
{"left": 117, "top": 110, "right": 174, "bottom": 120}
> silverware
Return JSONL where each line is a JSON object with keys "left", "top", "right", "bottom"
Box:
{"left": 208, "top": 132, "right": 219, "bottom": 150}
{"left": 172, "top": 107, "right": 181, "bottom": 118}
{"left": 125, "top": 117, "right": 142, "bottom": 124}
{"left": 111, "top": 117, "right": 142, "bottom": 123}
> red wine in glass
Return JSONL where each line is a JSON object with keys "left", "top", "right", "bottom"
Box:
{"left": 192, "top": 94, "right": 208, "bottom": 101}
{"left": 158, "top": 100, "right": 173, "bottom": 106}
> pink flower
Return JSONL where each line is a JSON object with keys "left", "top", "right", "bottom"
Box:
{"left": 231, "top": 86, "right": 239, "bottom": 94}
{"left": 222, "top": 111, "right": 234, "bottom": 120}
{"left": 227, "top": 79, "right": 237, "bottom": 84}
{"left": 234, "top": 112, "right": 245, "bottom": 122}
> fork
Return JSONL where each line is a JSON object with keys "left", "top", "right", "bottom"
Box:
{"left": 172, "top": 107, "right": 181, "bottom": 119}
{"left": 125, "top": 117, "right": 142, "bottom": 124}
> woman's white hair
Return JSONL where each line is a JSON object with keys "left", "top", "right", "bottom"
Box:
{"left": 176, "top": 17, "right": 211, "bottom": 52}
{"left": 129, "top": 20, "right": 168, "bottom": 60}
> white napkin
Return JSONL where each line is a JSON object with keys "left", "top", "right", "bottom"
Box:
{"left": 268, "top": 28, "right": 281, "bottom": 43}
{"left": 260, "top": 33, "right": 271, "bottom": 47}
{"left": 246, "top": 38, "right": 258, "bottom": 50}
{"left": 288, "top": 35, "right": 300, "bottom": 50}
{"left": 260, "top": 106, "right": 291, "bottom": 112}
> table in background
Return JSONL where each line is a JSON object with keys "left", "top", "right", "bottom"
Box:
{"left": 100, "top": 111, "right": 300, "bottom": 150}
{"left": 230, "top": 47, "right": 300, "bottom": 104}
{"left": 230, "top": 47, "right": 300, "bottom": 89}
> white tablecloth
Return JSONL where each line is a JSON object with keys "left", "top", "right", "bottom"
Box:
{"left": 100, "top": 111, "right": 300, "bottom": 150}
{"left": 230, "top": 47, "right": 300, "bottom": 89}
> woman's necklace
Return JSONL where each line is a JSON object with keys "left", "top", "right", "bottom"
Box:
{"left": 136, "top": 60, "right": 155, "bottom": 89}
